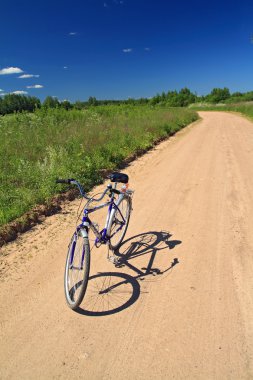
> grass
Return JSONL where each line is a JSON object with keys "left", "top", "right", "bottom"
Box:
{"left": 189, "top": 101, "right": 253, "bottom": 120}
{"left": 0, "top": 105, "right": 198, "bottom": 226}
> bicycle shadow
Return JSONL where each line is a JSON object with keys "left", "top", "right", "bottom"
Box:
{"left": 76, "top": 231, "right": 181, "bottom": 317}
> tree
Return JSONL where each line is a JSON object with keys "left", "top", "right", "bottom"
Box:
{"left": 149, "top": 94, "right": 162, "bottom": 105}
{"left": 177, "top": 88, "right": 196, "bottom": 106}
{"left": 232, "top": 92, "right": 243, "bottom": 97}
{"left": 161, "top": 91, "right": 166, "bottom": 101}
{"left": 0, "top": 94, "right": 41, "bottom": 115}
{"left": 207, "top": 88, "right": 230, "bottom": 103}
{"left": 61, "top": 100, "right": 72, "bottom": 110}
{"left": 43, "top": 96, "right": 59, "bottom": 108}
{"left": 74, "top": 100, "right": 86, "bottom": 110}
{"left": 88, "top": 96, "right": 98, "bottom": 106}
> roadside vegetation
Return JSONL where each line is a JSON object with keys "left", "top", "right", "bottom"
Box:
{"left": 2, "top": 84, "right": 252, "bottom": 229}
{"left": 2, "top": 87, "right": 253, "bottom": 116}
{"left": 190, "top": 102, "right": 253, "bottom": 120}
{"left": 0, "top": 105, "right": 198, "bottom": 226}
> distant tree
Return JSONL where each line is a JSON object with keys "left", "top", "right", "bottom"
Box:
{"left": 177, "top": 88, "right": 196, "bottom": 106}
{"left": 74, "top": 100, "right": 86, "bottom": 110}
{"left": 28, "top": 96, "right": 41, "bottom": 111}
{"left": 207, "top": 88, "right": 230, "bottom": 103}
{"left": 161, "top": 91, "right": 166, "bottom": 102}
{"left": 126, "top": 97, "right": 136, "bottom": 105}
{"left": 61, "top": 100, "right": 72, "bottom": 110}
{"left": 165, "top": 90, "right": 177, "bottom": 106}
{"left": 149, "top": 94, "right": 162, "bottom": 105}
{"left": 232, "top": 91, "right": 243, "bottom": 97}
{"left": 138, "top": 97, "right": 149, "bottom": 104}
{"left": 242, "top": 91, "right": 253, "bottom": 101}
{"left": 43, "top": 96, "right": 59, "bottom": 108}
{"left": 88, "top": 96, "right": 98, "bottom": 106}
{"left": 0, "top": 94, "right": 41, "bottom": 115}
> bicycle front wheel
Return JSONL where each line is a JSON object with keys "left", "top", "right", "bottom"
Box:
{"left": 64, "top": 231, "right": 90, "bottom": 310}
{"left": 109, "top": 196, "right": 131, "bottom": 251}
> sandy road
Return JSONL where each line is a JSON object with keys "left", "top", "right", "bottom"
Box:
{"left": 1, "top": 111, "right": 253, "bottom": 379}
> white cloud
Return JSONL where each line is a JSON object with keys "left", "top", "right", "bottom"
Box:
{"left": 0, "top": 67, "right": 23, "bottom": 75}
{"left": 0, "top": 89, "right": 3, "bottom": 92}
{"left": 69, "top": 32, "right": 77, "bottom": 35}
{"left": 123, "top": 48, "right": 132, "bottom": 53}
{"left": 26, "top": 84, "right": 43, "bottom": 89}
{"left": 144, "top": 47, "right": 151, "bottom": 51}
{"left": 0, "top": 93, "right": 7, "bottom": 96}
{"left": 18, "top": 74, "right": 40, "bottom": 79}
{"left": 63, "top": 66, "right": 68, "bottom": 69}
{"left": 12, "top": 90, "right": 28, "bottom": 95}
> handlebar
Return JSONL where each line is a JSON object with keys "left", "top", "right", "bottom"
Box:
{"left": 56, "top": 177, "right": 132, "bottom": 203}
{"left": 56, "top": 178, "right": 109, "bottom": 202}
{"left": 56, "top": 179, "right": 75, "bottom": 185}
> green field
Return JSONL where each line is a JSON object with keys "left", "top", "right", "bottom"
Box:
{"left": 0, "top": 105, "right": 198, "bottom": 226}
{"left": 189, "top": 102, "right": 253, "bottom": 120}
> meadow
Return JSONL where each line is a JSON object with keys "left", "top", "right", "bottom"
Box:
{"left": 190, "top": 102, "right": 253, "bottom": 119}
{"left": 0, "top": 105, "right": 198, "bottom": 227}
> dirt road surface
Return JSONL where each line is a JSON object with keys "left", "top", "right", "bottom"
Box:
{"left": 1, "top": 111, "right": 253, "bottom": 379}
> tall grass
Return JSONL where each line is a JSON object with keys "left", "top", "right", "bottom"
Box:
{"left": 189, "top": 102, "right": 253, "bottom": 119}
{"left": 0, "top": 105, "right": 198, "bottom": 225}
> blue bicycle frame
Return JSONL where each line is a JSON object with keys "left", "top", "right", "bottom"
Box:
{"left": 71, "top": 180, "right": 128, "bottom": 247}
{"left": 81, "top": 198, "right": 126, "bottom": 246}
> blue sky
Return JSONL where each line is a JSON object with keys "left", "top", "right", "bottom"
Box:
{"left": 0, "top": 0, "right": 253, "bottom": 101}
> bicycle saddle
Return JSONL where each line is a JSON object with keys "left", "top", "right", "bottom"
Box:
{"left": 109, "top": 172, "right": 129, "bottom": 184}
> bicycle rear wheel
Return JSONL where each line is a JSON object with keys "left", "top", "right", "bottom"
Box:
{"left": 64, "top": 231, "right": 90, "bottom": 310}
{"left": 109, "top": 196, "right": 131, "bottom": 251}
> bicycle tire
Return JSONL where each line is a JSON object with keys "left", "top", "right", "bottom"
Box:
{"left": 109, "top": 196, "right": 131, "bottom": 251}
{"left": 64, "top": 231, "right": 90, "bottom": 310}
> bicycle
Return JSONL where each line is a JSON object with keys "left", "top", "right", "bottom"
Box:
{"left": 56, "top": 172, "right": 133, "bottom": 310}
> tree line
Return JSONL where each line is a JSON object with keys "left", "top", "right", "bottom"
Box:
{"left": 148, "top": 88, "right": 253, "bottom": 106}
{"left": 1, "top": 88, "right": 253, "bottom": 115}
